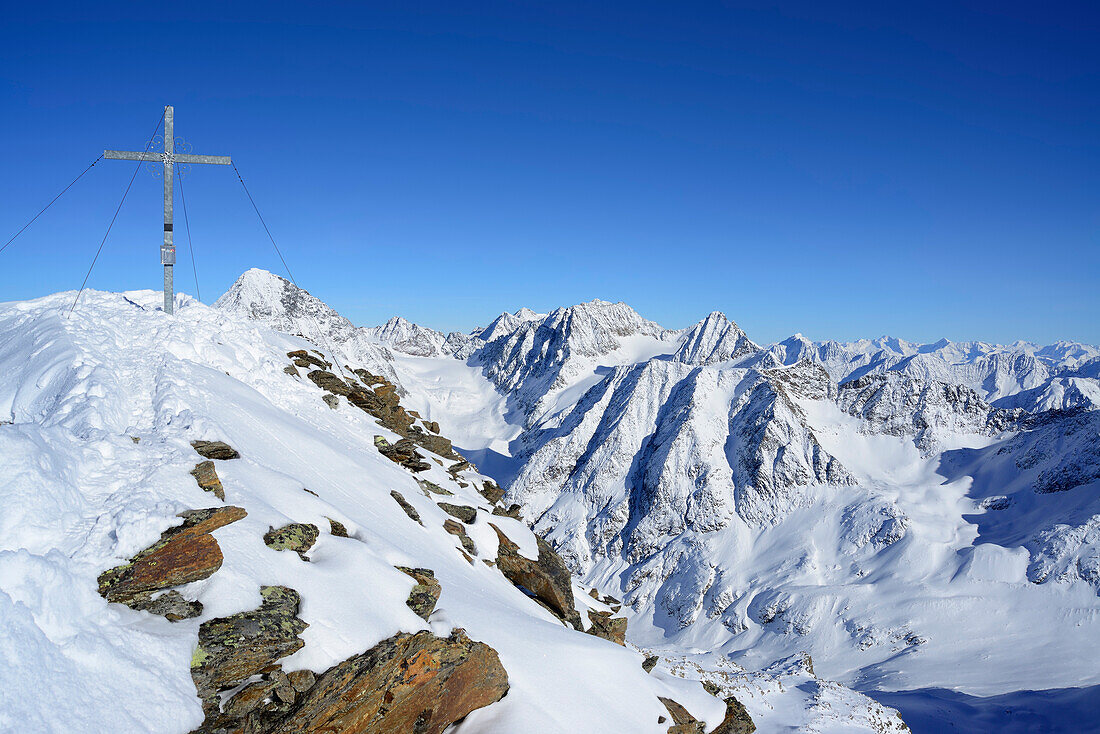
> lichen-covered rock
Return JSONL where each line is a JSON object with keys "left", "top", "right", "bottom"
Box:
{"left": 327, "top": 517, "right": 349, "bottom": 537}
{"left": 191, "top": 440, "right": 241, "bottom": 461}
{"left": 396, "top": 567, "right": 441, "bottom": 620}
{"left": 130, "top": 590, "right": 203, "bottom": 621}
{"left": 98, "top": 506, "right": 247, "bottom": 612}
{"left": 263, "top": 523, "right": 319, "bottom": 561}
{"left": 710, "top": 695, "right": 756, "bottom": 734}
{"left": 390, "top": 490, "right": 422, "bottom": 525}
{"left": 587, "top": 609, "right": 627, "bottom": 645}
{"left": 444, "top": 519, "right": 477, "bottom": 556}
{"left": 642, "top": 655, "right": 659, "bottom": 673}
{"left": 266, "top": 629, "right": 508, "bottom": 734}
{"left": 437, "top": 502, "right": 477, "bottom": 524}
{"left": 490, "top": 523, "right": 583, "bottom": 631}
{"left": 191, "top": 585, "right": 308, "bottom": 715}
{"left": 190, "top": 460, "right": 225, "bottom": 501}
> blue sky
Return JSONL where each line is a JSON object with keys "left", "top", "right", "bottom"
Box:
{"left": 1, "top": 1, "right": 1097, "bottom": 344}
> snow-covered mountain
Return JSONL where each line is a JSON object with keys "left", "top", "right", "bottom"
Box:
{"left": 10, "top": 268, "right": 1096, "bottom": 732}
{"left": 220, "top": 268, "right": 1098, "bottom": 732}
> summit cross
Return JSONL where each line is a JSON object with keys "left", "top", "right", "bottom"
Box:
{"left": 104, "top": 105, "right": 231, "bottom": 314}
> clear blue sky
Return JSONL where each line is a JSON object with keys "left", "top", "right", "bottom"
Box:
{"left": 1, "top": 1, "right": 1097, "bottom": 344}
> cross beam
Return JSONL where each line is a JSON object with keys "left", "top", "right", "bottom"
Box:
{"left": 103, "top": 106, "right": 231, "bottom": 314}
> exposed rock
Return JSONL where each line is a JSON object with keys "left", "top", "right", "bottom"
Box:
{"left": 322, "top": 394, "right": 340, "bottom": 410}
{"left": 437, "top": 502, "right": 477, "bottom": 524}
{"left": 130, "top": 590, "right": 203, "bottom": 621}
{"left": 263, "top": 523, "right": 320, "bottom": 561}
{"left": 390, "top": 490, "right": 422, "bottom": 525}
{"left": 479, "top": 479, "right": 505, "bottom": 504}
{"left": 424, "top": 420, "right": 440, "bottom": 434}
{"left": 642, "top": 655, "right": 659, "bottom": 673}
{"left": 327, "top": 517, "right": 349, "bottom": 537}
{"left": 288, "top": 670, "right": 316, "bottom": 693}
{"left": 287, "top": 349, "right": 327, "bottom": 369}
{"left": 659, "top": 697, "right": 704, "bottom": 734}
{"left": 191, "top": 440, "right": 241, "bottom": 461}
{"left": 490, "top": 523, "right": 583, "bottom": 631}
{"left": 586, "top": 609, "right": 627, "bottom": 645}
{"left": 190, "top": 461, "right": 225, "bottom": 501}
{"left": 191, "top": 585, "right": 308, "bottom": 715}
{"left": 491, "top": 503, "right": 522, "bottom": 519}
{"left": 447, "top": 459, "right": 473, "bottom": 477}
{"left": 710, "top": 696, "right": 756, "bottom": 734}
{"left": 265, "top": 629, "right": 507, "bottom": 734}
{"left": 418, "top": 479, "right": 453, "bottom": 496}
{"left": 444, "top": 519, "right": 477, "bottom": 555}
{"left": 98, "top": 506, "right": 247, "bottom": 612}
{"left": 396, "top": 567, "right": 442, "bottom": 620}
{"left": 374, "top": 436, "right": 431, "bottom": 473}
{"left": 414, "top": 431, "right": 457, "bottom": 459}
{"left": 307, "top": 369, "right": 351, "bottom": 396}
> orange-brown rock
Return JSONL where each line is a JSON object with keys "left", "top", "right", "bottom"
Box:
{"left": 190, "top": 460, "right": 225, "bottom": 500}
{"left": 490, "top": 523, "right": 583, "bottom": 631}
{"left": 659, "top": 697, "right": 705, "bottom": 734}
{"left": 268, "top": 629, "right": 507, "bottom": 734}
{"left": 98, "top": 506, "right": 246, "bottom": 607}
{"left": 710, "top": 695, "right": 756, "bottom": 734}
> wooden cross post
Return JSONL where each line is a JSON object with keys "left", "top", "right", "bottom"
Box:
{"left": 104, "top": 106, "right": 231, "bottom": 314}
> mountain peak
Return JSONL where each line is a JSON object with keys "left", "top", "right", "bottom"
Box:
{"left": 673, "top": 311, "right": 758, "bottom": 365}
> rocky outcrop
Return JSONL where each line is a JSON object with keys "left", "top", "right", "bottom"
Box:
{"left": 437, "top": 502, "right": 477, "bottom": 524}
{"left": 659, "top": 697, "right": 704, "bottom": 733}
{"left": 191, "top": 585, "right": 308, "bottom": 716}
{"left": 444, "top": 519, "right": 477, "bottom": 556}
{"left": 190, "top": 461, "right": 225, "bottom": 500}
{"left": 390, "top": 490, "right": 423, "bottom": 525}
{"left": 97, "top": 506, "right": 247, "bottom": 618}
{"left": 710, "top": 696, "right": 756, "bottom": 734}
{"left": 191, "top": 440, "right": 241, "bottom": 461}
{"left": 374, "top": 436, "right": 430, "bottom": 473}
{"left": 586, "top": 609, "right": 627, "bottom": 645}
{"left": 266, "top": 629, "right": 506, "bottom": 734}
{"left": 491, "top": 524, "right": 583, "bottom": 631}
{"left": 479, "top": 479, "right": 505, "bottom": 504}
{"left": 396, "top": 567, "right": 441, "bottom": 620}
{"left": 263, "top": 523, "right": 319, "bottom": 561}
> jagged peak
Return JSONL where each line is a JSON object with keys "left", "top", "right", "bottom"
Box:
{"left": 673, "top": 311, "right": 758, "bottom": 366}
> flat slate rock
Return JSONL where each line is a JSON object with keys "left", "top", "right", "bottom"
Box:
{"left": 191, "top": 440, "right": 241, "bottom": 461}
